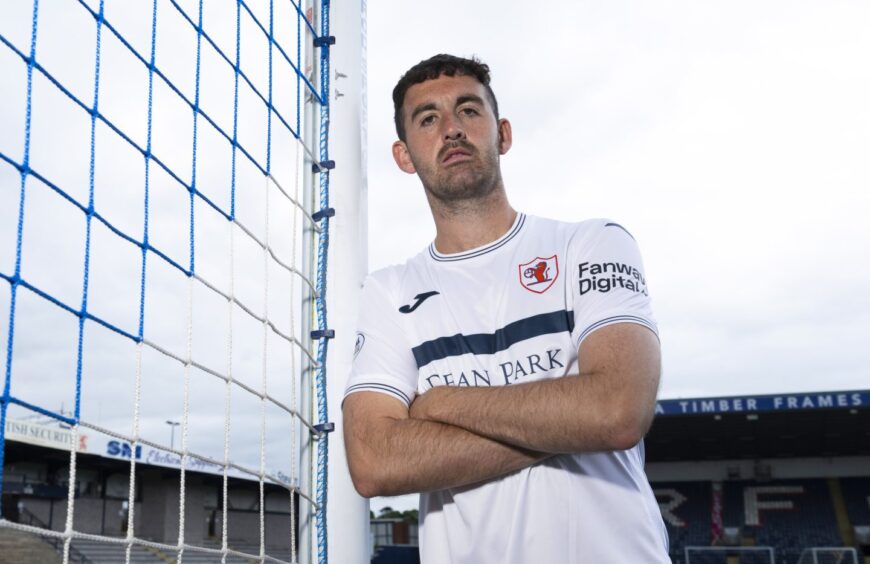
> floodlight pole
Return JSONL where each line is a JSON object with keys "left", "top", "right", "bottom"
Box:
{"left": 165, "top": 420, "right": 180, "bottom": 451}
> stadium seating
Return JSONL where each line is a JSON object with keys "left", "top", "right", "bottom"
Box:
{"left": 841, "top": 477, "right": 870, "bottom": 526}
{"left": 654, "top": 481, "right": 714, "bottom": 554}
{"left": 738, "top": 479, "right": 840, "bottom": 563}
{"left": 658, "top": 478, "right": 850, "bottom": 564}
{"left": 372, "top": 546, "right": 421, "bottom": 564}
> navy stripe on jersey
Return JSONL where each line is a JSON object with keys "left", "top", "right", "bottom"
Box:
{"left": 345, "top": 382, "right": 412, "bottom": 405}
{"left": 429, "top": 214, "right": 526, "bottom": 262}
{"left": 576, "top": 314, "right": 657, "bottom": 345}
{"left": 412, "top": 309, "right": 574, "bottom": 368}
{"left": 605, "top": 222, "right": 635, "bottom": 239}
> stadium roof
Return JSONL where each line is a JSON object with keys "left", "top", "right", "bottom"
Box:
{"left": 646, "top": 389, "right": 870, "bottom": 462}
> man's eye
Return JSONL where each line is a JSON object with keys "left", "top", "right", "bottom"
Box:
{"left": 420, "top": 115, "right": 435, "bottom": 126}
{"left": 461, "top": 107, "right": 479, "bottom": 116}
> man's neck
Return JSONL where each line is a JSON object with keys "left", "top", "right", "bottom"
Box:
{"left": 428, "top": 188, "right": 517, "bottom": 255}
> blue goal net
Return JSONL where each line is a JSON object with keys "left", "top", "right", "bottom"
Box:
{"left": 0, "top": 0, "right": 333, "bottom": 562}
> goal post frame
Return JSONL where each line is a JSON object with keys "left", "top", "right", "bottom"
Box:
{"left": 685, "top": 545, "right": 776, "bottom": 564}
{"left": 797, "top": 547, "right": 860, "bottom": 564}
{"left": 321, "top": 1, "right": 370, "bottom": 563}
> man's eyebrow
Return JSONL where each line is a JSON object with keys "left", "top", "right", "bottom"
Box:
{"left": 456, "top": 94, "right": 485, "bottom": 108}
{"left": 410, "top": 102, "right": 437, "bottom": 123}
{"left": 409, "top": 94, "right": 486, "bottom": 123}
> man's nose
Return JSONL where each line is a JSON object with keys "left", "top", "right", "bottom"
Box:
{"left": 442, "top": 115, "right": 466, "bottom": 141}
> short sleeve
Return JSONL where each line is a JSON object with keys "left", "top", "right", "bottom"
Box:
{"left": 569, "top": 221, "right": 658, "bottom": 347}
{"left": 343, "top": 273, "right": 418, "bottom": 407}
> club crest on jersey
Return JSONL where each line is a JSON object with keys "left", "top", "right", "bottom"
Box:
{"left": 518, "top": 255, "right": 559, "bottom": 294}
{"left": 353, "top": 332, "right": 365, "bottom": 360}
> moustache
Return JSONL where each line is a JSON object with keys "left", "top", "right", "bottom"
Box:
{"left": 438, "top": 141, "right": 476, "bottom": 161}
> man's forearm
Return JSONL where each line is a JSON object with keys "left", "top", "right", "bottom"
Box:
{"left": 410, "top": 324, "right": 661, "bottom": 454}
{"left": 343, "top": 394, "right": 546, "bottom": 498}
{"left": 410, "top": 374, "right": 627, "bottom": 453}
{"left": 364, "top": 419, "right": 543, "bottom": 496}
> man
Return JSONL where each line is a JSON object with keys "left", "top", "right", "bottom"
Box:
{"left": 343, "top": 54, "right": 669, "bottom": 563}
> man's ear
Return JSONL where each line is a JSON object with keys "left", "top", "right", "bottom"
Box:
{"left": 497, "top": 118, "right": 513, "bottom": 155}
{"left": 392, "top": 140, "right": 417, "bottom": 174}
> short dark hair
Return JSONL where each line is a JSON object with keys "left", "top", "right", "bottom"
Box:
{"left": 392, "top": 54, "right": 500, "bottom": 142}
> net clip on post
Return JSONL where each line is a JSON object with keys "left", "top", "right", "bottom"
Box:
{"left": 310, "top": 329, "right": 335, "bottom": 340}
{"left": 314, "top": 35, "right": 336, "bottom": 48}
{"left": 312, "top": 207, "right": 335, "bottom": 222}
{"left": 312, "top": 160, "right": 335, "bottom": 173}
{"left": 313, "top": 422, "right": 335, "bottom": 439}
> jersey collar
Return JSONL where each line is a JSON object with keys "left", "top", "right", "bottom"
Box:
{"left": 428, "top": 213, "right": 527, "bottom": 262}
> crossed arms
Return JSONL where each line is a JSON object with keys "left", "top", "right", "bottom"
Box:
{"left": 342, "top": 322, "right": 661, "bottom": 498}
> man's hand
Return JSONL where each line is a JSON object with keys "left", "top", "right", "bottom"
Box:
{"left": 405, "top": 322, "right": 660, "bottom": 454}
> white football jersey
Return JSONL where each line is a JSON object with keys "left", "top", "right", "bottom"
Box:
{"left": 346, "top": 214, "right": 670, "bottom": 564}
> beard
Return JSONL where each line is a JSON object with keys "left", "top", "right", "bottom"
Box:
{"left": 412, "top": 139, "right": 502, "bottom": 204}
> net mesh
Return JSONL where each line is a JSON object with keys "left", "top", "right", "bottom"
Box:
{"left": 0, "top": 0, "right": 331, "bottom": 562}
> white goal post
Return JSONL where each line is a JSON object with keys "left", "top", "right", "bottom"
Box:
{"left": 322, "top": 1, "right": 369, "bottom": 564}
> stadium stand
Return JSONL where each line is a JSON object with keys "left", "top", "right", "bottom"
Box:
{"left": 841, "top": 477, "right": 870, "bottom": 561}
{"left": 648, "top": 389, "right": 870, "bottom": 564}
{"left": 371, "top": 546, "right": 421, "bottom": 564}
{"left": 842, "top": 478, "right": 870, "bottom": 525}
{"left": 1, "top": 439, "right": 298, "bottom": 562}
{"left": 4, "top": 389, "right": 868, "bottom": 563}
{"left": 744, "top": 479, "right": 841, "bottom": 561}
{"left": 656, "top": 481, "right": 713, "bottom": 550}
{"left": 658, "top": 477, "right": 867, "bottom": 563}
